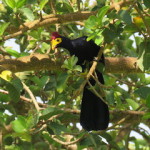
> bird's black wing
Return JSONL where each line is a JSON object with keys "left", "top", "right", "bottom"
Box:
{"left": 80, "top": 70, "right": 109, "bottom": 131}
{"left": 58, "top": 35, "right": 109, "bottom": 131}
{"left": 71, "top": 37, "right": 109, "bottom": 131}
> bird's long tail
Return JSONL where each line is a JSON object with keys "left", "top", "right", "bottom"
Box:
{"left": 80, "top": 71, "right": 109, "bottom": 131}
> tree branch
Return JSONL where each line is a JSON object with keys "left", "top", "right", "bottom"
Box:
{"left": 0, "top": 53, "right": 142, "bottom": 73}
{"left": 4, "top": 0, "right": 133, "bottom": 40}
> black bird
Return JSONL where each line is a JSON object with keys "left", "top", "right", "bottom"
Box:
{"left": 51, "top": 32, "right": 109, "bottom": 131}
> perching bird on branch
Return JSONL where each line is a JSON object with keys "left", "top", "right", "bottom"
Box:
{"left": 51, "top": 32, "right": 109, "bottom": 131}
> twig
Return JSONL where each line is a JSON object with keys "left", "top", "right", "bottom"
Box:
{"left": 32, "top": 114, "right": 62, "bottom": 133}
{"left": 72, "top": 47, "right": 104, "bottom": 99}
{"left": 87, "top": 80, "right": 108, "bottom": 105}
{"left": 106, "top": 116, "right": 132, "bottom": 131}
{"left": 0, "top": 130, "right": 2, "bottom": 150}
{"left": 127, "top": 0, "right": 137, "bottom": 11}
{"left": 30, "top": 43, "right": 40, "bottom": 54}
{"left": 51, "top": 134, "right": 85, "bottom": 146}
{"left": 107, "top": 73, "right": 136, "bottom": 87}
{"left": 0, "top": 89, "right": 47, "bottom": 107}
{"left": 0, "top": 47, "right": 11, "bottom": 56}
{"left": 75, "top": 21, "right": 85, "bottom": 26}
{"left": 133, "top": 128, "right": 150, "bottom": 143}
{"left": 77, "top": 0, "right": 81, "bottom": 12}
{"left": 92, "top": 72, "right": 112, "bottom": 88}
{"left": 134, "top": 4, "right": 150, "bottom": 36}
{"left": 22, "top": 82, "right": 41, "bottom": 112}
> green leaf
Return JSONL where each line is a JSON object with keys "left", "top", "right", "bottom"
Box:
{"left": 42, "top": 107, "right": 56, "bottom": 116}
{"left": 5, "top": 48, "right": 20, "bottom": 57}
{"left": 0, "top": 22, "right": 10, "bottom": 36}
{"left": 49, "top": 122, "right": 69, "bottom": 135}
{"left": 85, "top": 15, "right": 98, "bottom": 29}
{"left": 146, "top": 94, "right": 150, "bottom": 108}
{"left": 6, "top": 82, "right": 20, "bottom": 102}
{"left": 5, "top": 0, "right": 16, "bottom": 9}
{"left": 63, "top": 55, "right": 78, "bottom": 70}
{"left": 12, "top": 116, "right": 27, "bottom": 133}
{"left": 29, "top": 29, "right": 42, "bottom": 39}
{"left": 56, "top": 1, "right": 73, "bottom": 13}
{"left": 135, "top": 87, "right": 150, "bottom": 99}
{"left": 143, "top": 112, "right": 150, "bottom": 120}
{"left": 103, "top": 28, "right": 118, "bottom": 43}
{"left": 56, "top": 72, "right": 68, "bottom": 93}
{"left": 104, "top": 75, "right": 116, "bottom": 86}
{"left": 26, "top": 114, "right": 39, "bottom": 129}
{"left": 97, "top": 6, "right": 110, "bottom": 26}
{"left": 105, "top": 90, "right": 115, "bottom": 105}
{"left": 73, "top": 65, "right": 82, "bottom": 72}
{"left": 21, "top": 8, "right": 35, "bottom": 21}
{"left": 124, "top": 24, "right": 138, "bottom": 33}
{"left": 41, "top": 42, "right": 50, "bottom": 52}
{"left": 41, "top": 107, "right": 62, "bottom": 120}
{"left": 118, "top": 10, "right": 132, "bottom": 24}
{"left": 39, "top": 0, "right": 48, "bottom": 10}
{"left": 95, "top": 36, "right": 104, "bottom": 45}
{"left": 26, "top": 0, "right": 37, "bottom": 4}
{"left": 2, "top": 78, "right": 22, "bottom": 102}
{"left": 143, "top": 0, "right": 150, "bottom": 8}
{"left": 26, "top": 40, "right": 37, "bottom": 50}
{"left": 0, "top": 93, "right": 10, "bottom": 102}
{"left": 87, "top": 33, "right": 97, "bottom": 41}
{"left": 31, "top": 76, "right": 48, "bottom": 88}
{"left": 16, "top": 0, "right": 26, "bottom": 8}
{"left": 137, "top": 41, "right": 150, "bottom": 71}
{"left": 137, "top": 50, "right": 145, "bottom": 71}
{"left": 126, "top": 98, "right": 139, "bottom": 110}
{"left": 11, "top": 78, "right": 23, "bottom": 92}
{"left": 44, "top": 75, "right": 56, "bottom": 91}
{"left": 40, "top": 76, "right": 49, "bottom": 88}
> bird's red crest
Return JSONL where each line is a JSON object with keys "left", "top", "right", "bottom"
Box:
{"left": 51, "top": 32, "right": 60, "bottom": 40}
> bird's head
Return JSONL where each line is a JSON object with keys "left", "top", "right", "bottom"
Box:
{"left": 50, "top": 32, "right": 62, "bottom": 50}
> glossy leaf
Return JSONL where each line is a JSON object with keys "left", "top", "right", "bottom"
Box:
{"left": 12, "top": 116, "right": 27, "bottom": 133}
{"left": 63, "top": 55, "right": 79, "bottom": 70}
{"left": 49, "top": 122, "right": 69, "bottom": 135}
{"left": 135, "top": 87, "right": 150, "bottom": 99}
{"left": 118, "top": 10, "right": 132, "bottom": 24}
{"left": 5, "top": 84, "right": 20, "bottom": 102}
{"left": 85, "top": 15, "right": 98, "bottom": 29}
{"left": 39, "top": 0, "right": 48, "bottom": 10}
{"left": 0, "top": 22, "right": 10, "bottom": 36}
{"left": 146, "top": 94, "right": 150, "bottom": 108}
{"left": 5, "top": 0, "right": 15, "bottom": 9}
{"left": 143, "top": 0, "right": 150, "bottom": 8}
{"left": 126, "top": 98, "right": 139, "bottom": 110}
{"left": 97, "top": 6, "right": 110, "bottom": 26}
{"left": 5, "top": 48, "right": 20, "bottom": 57}
{"left": 21, "top": 8, "right": 35, "bottom": 21}
{"left": 56, "top": 72, "right": 68, "bottom": 93}
{"left": 16, "top": 0, "right": 26, "bottom": 9}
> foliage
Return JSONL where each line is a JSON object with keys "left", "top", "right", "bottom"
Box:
{"left": 0, "top": 0, "right": 150, "bottom": 149}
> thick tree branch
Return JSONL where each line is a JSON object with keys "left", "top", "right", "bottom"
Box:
{"left": 4, "top": 0, "right": 133, "bottom": 40}
{"left": 0, "top": 53, "right": 142, "bottom": 73}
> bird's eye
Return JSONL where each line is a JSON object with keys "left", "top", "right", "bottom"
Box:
{"left": 56, "top": 39, "right": 60, "bottom": 42}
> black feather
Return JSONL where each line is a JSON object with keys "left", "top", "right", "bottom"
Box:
{"left": 56, "top": 35, "right": 109, "bottom": 131}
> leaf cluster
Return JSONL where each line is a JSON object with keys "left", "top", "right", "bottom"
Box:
{"left": 0, "top": 0, "right": 150, "bottom": 149}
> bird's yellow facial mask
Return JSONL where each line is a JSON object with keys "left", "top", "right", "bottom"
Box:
{"left": 51, "top": 38, "right": 62, "bottom": 50}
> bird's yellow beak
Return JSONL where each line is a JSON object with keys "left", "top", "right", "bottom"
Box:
{"left": 51, "top": 38, "right": 62, "bottom": 50}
